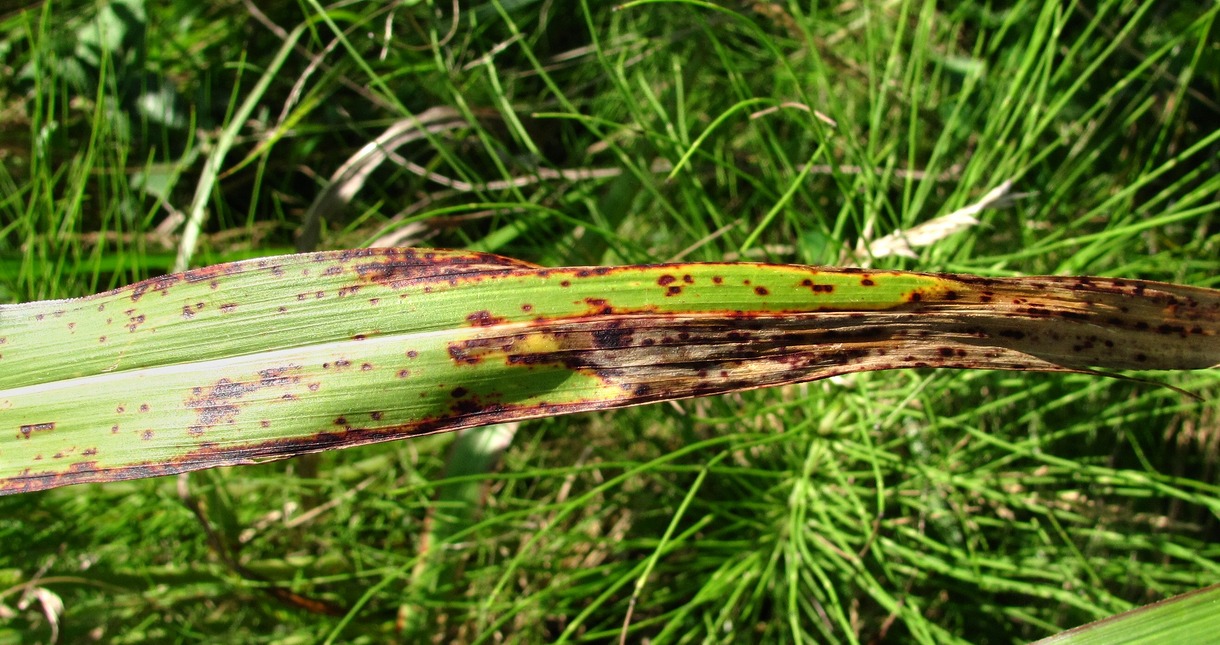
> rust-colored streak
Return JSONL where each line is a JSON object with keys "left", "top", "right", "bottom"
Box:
{"left": 350, "top": 247, "right": 536, "bottom": 289}
{"left": 129, "top": 274, "right": 182, "bottom": 302}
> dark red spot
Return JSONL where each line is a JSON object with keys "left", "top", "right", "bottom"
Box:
{"left": 370, "top": 411, "right": 384, "bottom": 421}
{"left": 407, "top": 350, "right": 419, "bottom": 359}
{"left": 860, "top": 278, "right": 875, "bottom": 287}
{"left": 754, "top": 286, "right": 769, "bottom": 296}
{"left": 560, "top": 280, "right": 571, "bottom": 288}
{"left": 451, "top": 387, "right": 469, "bottom": 398}
{"left": 667, "top": 286, "right": 682, "bottom": 297}
{"left": 712, "top": 276, "right": 724, "bottom": 285}
{"left": 353, "top": 334, "right": 366, "bottom": 341}
{"left": 522, "top": 304, "right": 533, "bottom": 312}
{"left": 139, "top": 404, "right": 150, "bottom": 413}
{"left": 944, "top": 291, "right": 959, "bottom": 301}
{"left": 361, "top": 363, "right": 373, "bottom": 371}
{"left": 334, "top": 416, "right": 348, "bottom": 426}
{"left": 657, "top": 275, "right": 677, "bottom": 286}
{"left": 682, "top": 275, "right": 694, "bottom": 284}
{"left": 397, "top": 369, "right": 410, "bottom": 378}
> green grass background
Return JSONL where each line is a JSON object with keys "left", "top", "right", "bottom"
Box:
{"left": 1, "top": 0, "right": 1219, "bottom": 642}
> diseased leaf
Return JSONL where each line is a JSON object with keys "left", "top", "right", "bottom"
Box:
{"left": 1, "top": 248, "right": 1217, "bottom": 494}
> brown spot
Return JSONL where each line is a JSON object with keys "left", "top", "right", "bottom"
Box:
{"left": 126, "top": 314, "right": 147, "bottom": 333}
{"left": 334, "top": 416, "right": 348, "bottom": 426}
{"left": 397, "top": 369, "right": 411, "bottom": 378}
{"left": 183, "top": 371, "right": 297, "bottom": 431}
{"left": 130, "top": 274, "right": 182, "bottom": 302}
{"left": 754, "top": 286, "right": 769, "bottom": 296}
{"left": 260, "top": 420, "right": 271, "bottom": 428}
{"left": 860, "top": 277, "right": 875, "bottom": 287}
{"left": 142, "top": 430, "right": 154, "bottom": 441}
{"left": 407, "top": 350, "right": 419, "bottom": 359}
{"left": 361, "top": 363, "right": 373, "bottom": 371}
{"left": 139, "top": 404, "right": 150, "bottom": 413}
{"left": 560, "top": 280, "right": 572, "bottom": 288}
{"left": 220, "top": 303, "right": 238, "bottom": 314}
{"left": 522, "top": 304, "right": 533, "bottom": 312}
{"left": 800, "top": 279, "right": 834, "bottom": 294}
{"left": 712, "top": 276, "right": 724, "bottom": 285}
{"left": 467, "top": 310, "right": 506, "bottom": 327}
{"left": 99, "top": 336, "right": 107, "bottom": 344}
{"left": 370, "top": 411, "right": 384, "bottom": 421}
{"left": 308, "top": 383, "right": 321, "bottom": 392}
{"left": 658, "top": 275, "right": 677, "bottom": 286}
{"left": 592, "top": 324, "right": 634, "bottom": 349}
{"left": 451, "top": 387, "right": 469, "bottom": 398}
{"left": 19, "top": 422, "right": 55, "bottom": 437}
{"left": 667, "top": 286, "right": 683, "bottom": 297}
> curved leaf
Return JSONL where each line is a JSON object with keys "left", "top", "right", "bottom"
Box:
{"left": 1, "top": 248, "right": 1217, "bottom": 494}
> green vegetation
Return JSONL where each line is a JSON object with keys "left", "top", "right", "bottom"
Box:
{"left": 1, "top": 0, "right": 1217, "bottom": 642}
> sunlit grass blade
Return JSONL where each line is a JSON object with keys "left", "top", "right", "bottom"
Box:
{"left": 1036, "top": 583, "right": 1220, "bottom": 645}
